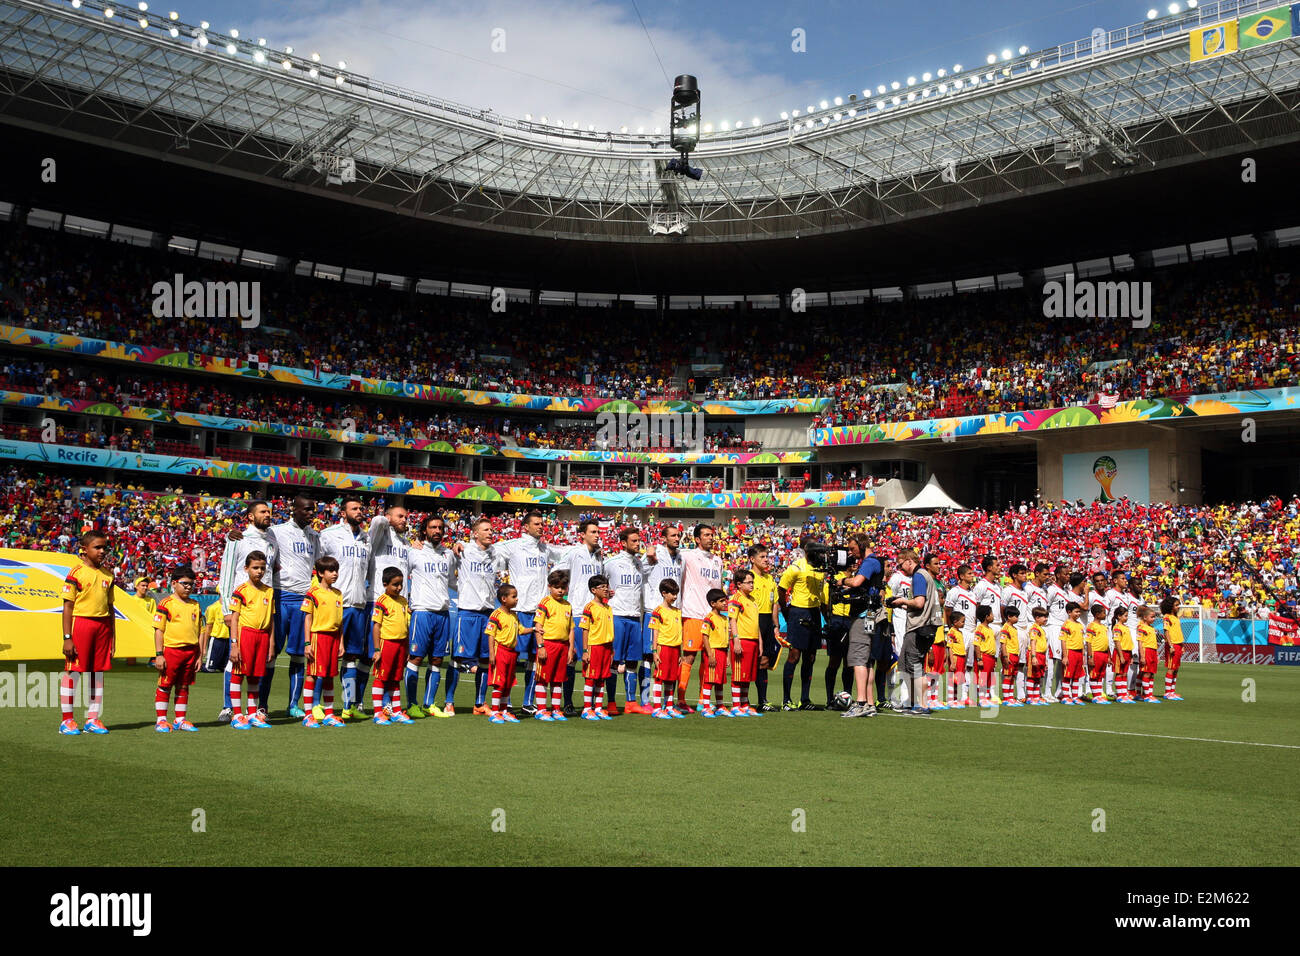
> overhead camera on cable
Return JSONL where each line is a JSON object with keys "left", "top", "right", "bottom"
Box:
{"left": 667, "top": 75, "right": 703, "bottom": 180}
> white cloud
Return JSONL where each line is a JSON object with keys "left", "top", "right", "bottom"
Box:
{"left": 242, "top": 0, "right": 819, "bottom": 130}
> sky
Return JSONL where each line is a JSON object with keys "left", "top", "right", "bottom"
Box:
{"left": 184, "top": 0, "right": 1185, "bottom": 130}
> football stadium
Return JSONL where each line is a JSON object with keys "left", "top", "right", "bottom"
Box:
{"left": 1, "top": 0, "right": 1299, "bottom": 889}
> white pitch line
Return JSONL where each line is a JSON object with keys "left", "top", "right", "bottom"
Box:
{"left": 929, "top": 714, "right": 1300, "bottom": 750}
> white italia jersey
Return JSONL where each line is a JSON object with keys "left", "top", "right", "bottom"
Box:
{"left": 318, "top": 521, "right": 371, "bottom": 608}
{"left": 368, "top": 515, "right": 412, "bottom": 602}
{"left": 456, "top": 540, "right": 502, "bottom": 613}
{"left": 642, "top": 545, "right": 683, "bottom": 611}
{"left": 218, "top": 524, "right": 279, "bottom": 614}
{"left": 408, "top": 544, "right": 456, "bottom": 612}
{"left": 972, "top": 578, "right": 1003, "bottom": 626}
{"left": 680, "top": 547, "right": 723, "bottom": 621}
{"left": 267, "top": 520, "right": 318, "bottom": 595}
{"left": 944, "top": 585, "right": 979, "bottom": 640}
{"left": 499, "top": 535, "right": 564, "bottom": 614}
{"left": 561, "top": 545, "right": 605, "bottom": 620}
{"left": 603, "top": 550, "right": 646, "bottom": 617}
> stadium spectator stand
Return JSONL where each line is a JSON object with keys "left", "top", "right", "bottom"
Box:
{"left": 3, "top": 221, "right": 1297, "bottom": 428}
{"left": 1, "top": 467, "right": 1294, "bottom": 621}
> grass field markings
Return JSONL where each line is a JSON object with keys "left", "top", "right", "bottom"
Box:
{"left": 931, "top": 713, "right": 1300, "bottom": 749}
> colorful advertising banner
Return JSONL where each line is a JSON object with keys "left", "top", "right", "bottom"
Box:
{"left": 0, "top": 325, "right": 829, "bottom": 417}
{"left": 812, "top": 388, "right": 1300, "bottom": 447}
{"left": 0, "top": 439, "right": 864, "bottom": 508}
{"left": 562, "top": 488, "right": 875, "bottom": 510}
{"left": 500, "top": 447, "right": 813, "bottom": 465}
{"left": 0, "top": 388, "right": 814, "bottom": 465}
{"left": 1062, "top": 448, "right": 1150, "bottom": 505}
{"left": 0, "top": 548, "right": 157, "bottom": 660}
{"left": 1268, "top": 612, "right": 1299, "bottom": 645}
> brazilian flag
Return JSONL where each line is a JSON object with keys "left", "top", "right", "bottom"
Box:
{"left": 1239, "top": 6, "right": 1292, "bottom": 48}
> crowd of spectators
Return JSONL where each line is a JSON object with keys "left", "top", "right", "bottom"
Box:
{"left": 0, "top": 359, "right": 762, "bottom": 454}
{"left": 3, "top": 222, "right": 1298, "bottom": 430}
{"left": 3, "top": 466, "right": 1294, "bottom": 620}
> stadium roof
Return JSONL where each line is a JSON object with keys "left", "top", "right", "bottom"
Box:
{"left": 4, "top": 0, "right": 1300, "bottom": 243}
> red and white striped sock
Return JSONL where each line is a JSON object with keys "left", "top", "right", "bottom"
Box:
{"left": 372, "top": 679, "right": 386, "bottom": 714}
{"left": 155, "top": 687, "right": 168, "bottom": 720}
{"left": 387, "top": 680, "right": 403, "bottom": 714}
{"left": 731, "top": 684, "right": 741, "bottom": 709}
{"left": 87, "top": 672, "right": 103, "bottom": 719}
{"left": 322, "top": 678, "right": 335, "bottom": 716}
{"left": 947, "top": 678, "right": 957, "bottom": 704}
{"left": 594, "top": 683, "right": 605, "bottom": 711}
{"left": 230, "top": 676, "right": 244, "bottom": 716}
{"left": 60, "top": 672, "right": 78, "bottom": 722}
{"left": 246, "top": 678, "right": 260, "bottom": 714}
{"left": 652, "top": 680, "right": 662, "bottom": 709}
{"left": 535, "top": 682, "right": 548, "bottom": 710}
{"left": 303, "top": 676, "right": 316, "bottom": 713}
{"left": 583, "top": 680, "right": 593, "bottom": 710}
{"left": 1143, "top": 675, "right": 1154, "bottom": 698}
{"left": 1169, "top": 671, "right": 1178, "bottom": 695}
{"left": 175, "top": 687, "right": 188, "bottom": 720}
{"left": 551, "top": 687, "right": 563, "bottom": 712}
{"left": 491, "top": 688, "right": 502, "bottom": 714}
{"left": 699, "top": 681, "right": 711, "bottom": 708}
{"left": 1165, "top": 672, "right": 1174, "bottom": 695}
{"left": 1000, "top": 673, "right": 1011, "bottom": 700}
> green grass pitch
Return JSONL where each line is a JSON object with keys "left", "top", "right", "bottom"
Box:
{"left": 2, "top": 660, "right": 1298, "bottom": 866}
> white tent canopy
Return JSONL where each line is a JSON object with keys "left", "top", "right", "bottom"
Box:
{"left": 897, "top": 474, "right": 966, "bottom": 512}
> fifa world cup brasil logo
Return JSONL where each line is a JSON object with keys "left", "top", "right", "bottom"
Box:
{"left": 1092, "top": 455, "right": 1118, "bottom": 503}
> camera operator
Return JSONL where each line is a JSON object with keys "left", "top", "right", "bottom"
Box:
{"left": 840, "top": 535, "right": 886, "bottom": 718}
{"left": 821, "top": 537, "right": 865, "bottom": 709}
{"left": 892, "top": 549, "right": 944, "bottom": 716}
{"left": 777, "top": 535, "right": 826, "bottom": 711}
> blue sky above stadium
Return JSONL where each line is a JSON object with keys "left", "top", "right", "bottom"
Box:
{"left": 204, "top": 0, "right": 1170, "bottom": 129}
